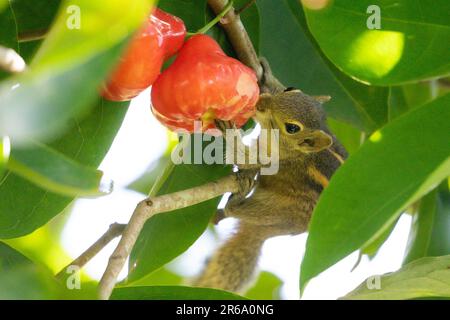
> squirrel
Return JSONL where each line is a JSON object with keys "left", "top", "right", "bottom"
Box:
{"left": 193, "top": 63, "right": 348, "bottom": 293}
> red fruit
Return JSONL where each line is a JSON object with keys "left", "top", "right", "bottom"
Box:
{"left": 152, "top": 8, "right": 186, "bottom": 59}
{"left": 151, "top": 34, "right": 260, "bottom": 132}
{"left": 101, "top": 25, "right": 164, "bottom": 102}
{"left": 102, "top": 9, "right": 186, "bottom": 102}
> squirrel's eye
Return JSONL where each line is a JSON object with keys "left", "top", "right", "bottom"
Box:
{"left": 285, "top": 123, "right": 301, "bottom": 134}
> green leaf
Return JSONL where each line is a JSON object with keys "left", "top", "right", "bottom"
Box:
{"left": 303, "top": 0, "right": 450, "bottom": 85}
{"left": 361, "top": 216, "right": 399, "bottom": 258}
{"left": 0, "top": 240, "right": 30, "bottom": 269}
{"left": 245, "top": 271, "right": 282, "bottom": 300}
{"left": 259, "top": 0, "right": 388, "bottom": 133}
{"left": 122, "top": 267, "right": 182, "bottom": 287}
{"left": 0, "top": 242, "right": 63, "bottom": 299}
{"left": 388, "top": 86, "right": 411, "bottom": 121}
{"left": 10, "top": 0, "right": 61, "bottom": 38}
{"left": 301, "top": 93, "right": 450, "bottom": 291}
{"left": 327, "top": 118, "right": 362, "bottom": 155}
{"left": 4, "top": 218, "right": 72, "bottom": 273}
{"left": 343, "top": 255, "right": 450, "bottom": 300}
{"left": 0, "top": 240, "right": 94, "bottom": 299}
{"left": 0, "top": 136, "right": 9, "bottom": 177}
{"left": 128, "top": 146, "right": 231, "bottom": 282}
{"left": 0, "top": 0, "right": 8, "bottom": 12}
{"left": 127, "top": 155, "right": 170, "bottom": 194}
{"left": 0, "top": 99, "right": 128, "bottom": 239}
{"left": 7, "top": 140, "right": 109, "bottom": 197}
{"left": 404, "top": 184, "right": 450, "bottom": 264}
{"left": 111, "top": 286, "right": 247, "bottom": 300}
{"left": 235, "top": 0, "right": 260, "bottom": 54}
{"left": 388, "top": 82, "right": 440, "bottom": 121}
{"left": 0, "top": 0, "right": 19, "bottom": 80}
{"left": 158, "top": 0, "right": 207, "bottom": 31}
{"left": 17, "top": 40, "right": 43, "bottom": 64}
{"left": 0, "top": 1, "right": 18, "bottom": 50}
{"left": 403, "top": 190, "right": 437, "bottom": 264}
{"left": 0, "top": 0, "right": 154, "bottom": 142}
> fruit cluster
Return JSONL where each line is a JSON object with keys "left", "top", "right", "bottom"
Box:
{"left": 101, "top": 8, "right": 259, "bottom": 132}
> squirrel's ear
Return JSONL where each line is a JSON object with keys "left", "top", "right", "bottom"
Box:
{"left": 313, "top": 95, "right": 331, "bottom": 104}
{"left": 256, "top": 93, "right": 273, "bottom": 112}
{"left": 299, "top": 130, "right": 333, "bottom": 153}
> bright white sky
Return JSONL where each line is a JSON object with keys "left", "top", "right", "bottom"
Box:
{"left": 61, "top": 89, "right": 412, "bottom": 300}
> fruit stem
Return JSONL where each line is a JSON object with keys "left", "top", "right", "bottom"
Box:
{"left": 192, "top": 0, "right": 234, "bottom": 35}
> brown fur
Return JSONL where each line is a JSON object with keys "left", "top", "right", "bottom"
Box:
{"left": 194, "top": 90, "right": 348, "bottom": 292}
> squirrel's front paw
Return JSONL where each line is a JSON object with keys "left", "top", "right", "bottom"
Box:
{"left": 234, "top": 169, "right": 258, "bottom": 201}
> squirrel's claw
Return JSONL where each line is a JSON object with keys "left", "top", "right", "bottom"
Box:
{"left": 215, "top": 169, "right": 258, "bottom": 223}
{"left": 234, "top": 169, "right": 258, "bottom": 201}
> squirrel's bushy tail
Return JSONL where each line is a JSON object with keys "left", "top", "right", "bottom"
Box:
{"left": 194, "top": 222, "right": 273, "bottom": 292}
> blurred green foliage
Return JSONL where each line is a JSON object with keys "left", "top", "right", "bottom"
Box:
{"left": 344, "top": 255, "right": 450, "bottom": 300}
{"left": 304, "top": 0, "right": 450, "bottom": 85}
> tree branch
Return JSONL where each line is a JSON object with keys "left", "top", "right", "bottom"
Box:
{"left": 55, "top": 223, "right": 126, "bottom": 280}
{"left": 97, "top": 175, "right": 239, "bottom": 300}
{"left": 18, "top": 29, "right": 48, "bottom": 43}
{"left": 208, "top": 0, "right": 262, "bottom": 80}
{"left": 207, "top": 0, "right": 285, "bottom": 93}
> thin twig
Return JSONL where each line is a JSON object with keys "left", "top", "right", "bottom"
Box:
{"left": 0, "top": 46, "right": 26, "bottom": 73}
{"left": 97, "top": 175, "right": 239, "bottom": 300}
{"left": 18, "top": 29, "right": 48, "bottom": 43}
{"left": 207, "top": 0, "right": 263, "bottom": 80}
{"left": 55, "top": 223, "right": 126, "bottom": 280}
{"left": 438, "top": 78, "right": 450, "bottom": 88}
{"left": 196, "top": 0, "right": 234, "bottom": 34}
{"left": 236, "top": 0, "right": 257, "bottom": 15}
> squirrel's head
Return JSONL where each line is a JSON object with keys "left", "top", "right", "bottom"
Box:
{"left": 254, "top": 89, "right": 333, "bottom": 156}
